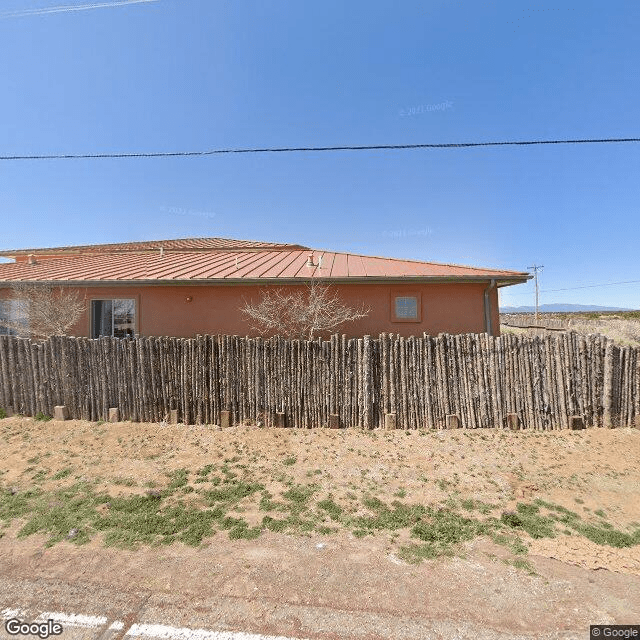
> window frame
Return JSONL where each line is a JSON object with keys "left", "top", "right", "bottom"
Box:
{"left": 90, "top": 297, "right": 138, "bottom": 339}
{"left": 389, "top": 290, "right": 422, "bottom": 323}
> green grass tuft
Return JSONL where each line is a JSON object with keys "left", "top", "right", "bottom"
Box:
{"left": 352, "top": 497, "right": 428, "bottom": 533}
{"left": 51, "top": 468, "right": 73, "bottom": 480}
{"left": 282, "top": 484, "right": 317, "bottom": 504}
{"left": 500, "top": 505, "right": 556, "bottom": 539}
{"left": 0, "top": 488, "right": 42, "bottom": 520}
{"left": 412, "top": 508, "right": 490, "bottom": 545}
{"left": 228, "top": 524, "right": 261, "bottom": 540}
{"left": 316, "top": 525, "right": 337, "bottom": 535}
{"left": 166, "top": 468, "right": 189, "bottom": 490}
{"left": 197, "top": 464, "right": 216, "bottom": 477}
{"left": 112, "top": 476, "right": 137, "bottom": 487}
{"left": 262, "top": 515, "right": 288, "bottom": 532}
{"left": 204, "top": 481, "right": 263, "bottom": 505}
{"left": 569, "top": 522, "right": 640, "bottom": 548}
{"left": 317, "top": 498, "right": 343, "bottom": 521}
{"left": 398, "top": 542, "right": 452, "bottom": 563}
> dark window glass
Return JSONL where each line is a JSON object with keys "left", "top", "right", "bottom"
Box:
{"left": 91, "top": 299, "right": 135, "bottom": 338}
{"left": 113, "top": 299, "right": 135, "bottom": 338}
{"left": 92, "top": 300, "right": 112, "bottom": 338}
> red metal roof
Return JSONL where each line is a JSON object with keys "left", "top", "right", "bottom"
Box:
{"left": 0, "top": 237, "right": 307, "bottom": 257}
{"left": 0, "top": 240, "right": 531, "bottom": 285}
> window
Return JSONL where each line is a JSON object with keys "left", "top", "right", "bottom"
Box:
{"left": 395, "top": 296, "right": 418, "bottom": 319}
{"left": 0, "top": 299, "right": 29, "bottom": 336}
{"left": 390, "top": 292, "right": 422, "bottom": 323}
{"left": 91, "top": 299, "right": 136, "bottom": 338}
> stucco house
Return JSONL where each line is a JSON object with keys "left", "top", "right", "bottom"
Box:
{"left": 0, "top": 237, "right": 530, "bottom": 338}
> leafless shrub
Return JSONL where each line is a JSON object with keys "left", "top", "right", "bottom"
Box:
{"left": 0, "top": 283, "right": 85, "bottom": 340}
{"left": 241, "top": 280, "right": 370, "bottom": 340}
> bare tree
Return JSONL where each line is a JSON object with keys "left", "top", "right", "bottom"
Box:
{"left": 0, "top": 283, "right": 85, "bottom": 339}
{"left": 241, "top": 280, "right": 370, "bottom": 340}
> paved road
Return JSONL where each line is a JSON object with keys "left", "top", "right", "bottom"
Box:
{"left": 1, "top": 527, "right": 635, "bottom": 640}
{"left": 0, "top": 575, "right": 585, "bottom": 640}
{"left": 3, "top": 605, "right": 302, "bottom": 640}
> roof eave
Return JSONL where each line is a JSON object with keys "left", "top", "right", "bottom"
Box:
{"left": 0, "top": 275, "right": 532, "bottom": 287}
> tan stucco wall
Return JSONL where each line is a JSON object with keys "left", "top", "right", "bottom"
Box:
{"left": 0, "top": 282, "right": 501, "bottom": 338}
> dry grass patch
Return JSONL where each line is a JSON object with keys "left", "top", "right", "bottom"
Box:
{"left": 501, "top": 311, "right": 640, "bottom": 347}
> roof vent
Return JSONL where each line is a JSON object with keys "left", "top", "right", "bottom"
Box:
{"left": 27, "top": 254, "right": 37, "bottom": 265}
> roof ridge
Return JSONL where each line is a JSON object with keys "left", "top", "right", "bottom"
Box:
{"left": 0, "top": 236, "right": 308, "bottom": 255}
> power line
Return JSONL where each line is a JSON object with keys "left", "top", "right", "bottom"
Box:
{"left": 0, "top": 0, "right": 158, "bottom": 19}
{"left": 506, "top": 278, "right": 640, "bottom": 295}
{"left": 1, "top": 137, "right": 640, "bottom": 161}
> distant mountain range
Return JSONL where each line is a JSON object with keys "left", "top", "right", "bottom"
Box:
{"left": 501, "top": 304, "right": 635, "bottom": 313}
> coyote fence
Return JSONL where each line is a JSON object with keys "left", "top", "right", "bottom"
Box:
{"left": 0, "top": 333, "right": 638, "bottom": 430}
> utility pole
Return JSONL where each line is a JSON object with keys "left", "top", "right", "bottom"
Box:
{"left": 527, "top": 264, "right": 544, "bottom": 326}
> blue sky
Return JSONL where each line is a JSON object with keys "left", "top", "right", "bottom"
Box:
{"left": 0, "top": 0, "right": 639, "bottom": 308}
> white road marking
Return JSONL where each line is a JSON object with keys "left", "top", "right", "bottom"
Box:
{"left": 35, "top": 611, "right": 109, "bottom": 628}
{"left": 2, "top": 608, "right": 308, "bottom": 640}
{"left": 125, "top": 623, "right": 304, "bottom": 639}
{"left": 1, "top": 608, "right": 27, "bottom": 618}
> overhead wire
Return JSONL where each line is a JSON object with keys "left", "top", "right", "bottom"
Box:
{"left": 0, "top": 0, "right": 158, "bottom": 19}
{"left": 504, "top": 279, "right": 640, "bottom": 295}
{"left": 1, "top": 137, "right": 640, "bottom": 161}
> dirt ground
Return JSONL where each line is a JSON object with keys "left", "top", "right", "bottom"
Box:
{"left": 1, "top": 417, "right": 640, "bottom": 637}
{"left": 1, "top": 522, "right": 639, "bottom": 640}
{"left": 500, "top": 312, "right": 640, "bottom": 347}
{"left": 2, "top": 417, "right": 640, "bottom": 570}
